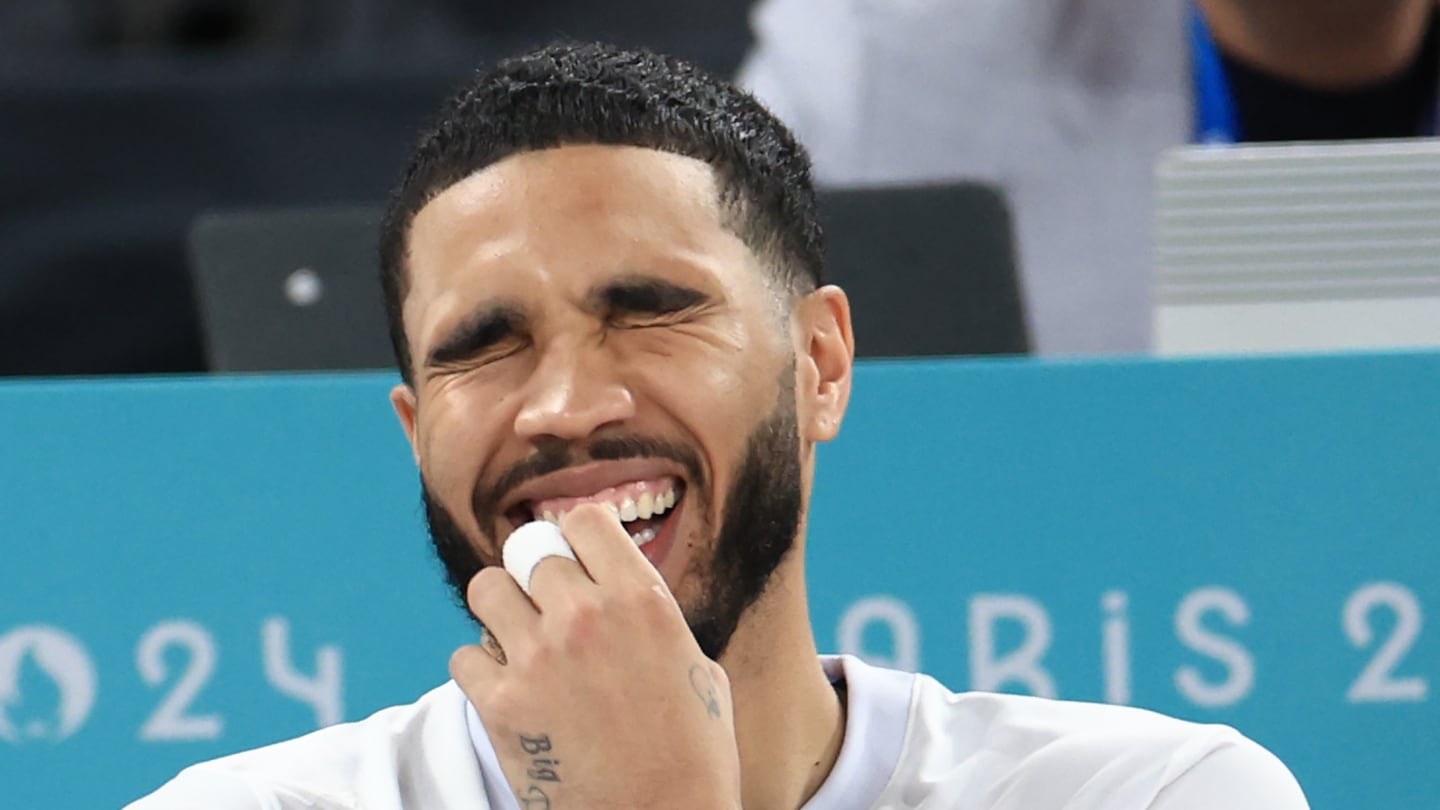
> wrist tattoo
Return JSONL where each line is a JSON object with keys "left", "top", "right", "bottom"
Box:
{"left": 689, "top": 664, "right": 722, "bottom": 718}
{"left": 518, "top": 733, "right": 559, "bottom": 809}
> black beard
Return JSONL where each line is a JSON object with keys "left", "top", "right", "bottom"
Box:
{"left": 421, "top": 377, "right": 803, "bottom": 662}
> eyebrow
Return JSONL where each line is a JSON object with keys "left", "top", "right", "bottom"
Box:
{"left": 425, "top": 304, "right": 527, "bottom": 370}
{"left": 586, "top": 275, "right": 710, "bottom": 317}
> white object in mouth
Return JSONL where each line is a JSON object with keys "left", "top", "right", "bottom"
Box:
{"left": 502, "top": 520, "right": 577, "bottom": 596}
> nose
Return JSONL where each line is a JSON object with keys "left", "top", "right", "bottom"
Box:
{"left": 512, "top": 340, "right": 636, "bottom": 443}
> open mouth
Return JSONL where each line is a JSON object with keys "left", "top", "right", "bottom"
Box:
{"left": 506, "top": 476, "right": 686, "bottom": 548}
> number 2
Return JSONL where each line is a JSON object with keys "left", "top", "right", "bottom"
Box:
{"left": 137, "top": 620, "right": 224, "bottom": 740}
{"left": 1344, "top": 582, "right": 1428, "bottom": 703}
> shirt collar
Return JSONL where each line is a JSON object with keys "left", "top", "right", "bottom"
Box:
{"left": 802, "top": 655, "right": 917, "bottom": 810}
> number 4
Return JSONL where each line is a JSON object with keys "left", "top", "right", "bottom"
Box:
{"left": 262, "top": 617, "right": 343, "bottom": 727}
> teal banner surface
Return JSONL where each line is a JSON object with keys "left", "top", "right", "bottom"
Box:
{"left": 0, "top": 354, "right": 1435, "bottom": 808}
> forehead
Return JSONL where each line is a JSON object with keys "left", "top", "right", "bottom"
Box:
{"left": 420, "top": 143, "right": 724, "bottom": 228}
{"left": 404, "top": 144, "right": 756, "bottom": 306}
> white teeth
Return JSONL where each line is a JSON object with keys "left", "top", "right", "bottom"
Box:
{"left": 631, "top": 527, "right": 657, "bottom": 546}
{"left": 531, "top": 487, "right": 679, "bottom": 528}
{"left": 651, "top": 488, "right": 676, "bottom": 516}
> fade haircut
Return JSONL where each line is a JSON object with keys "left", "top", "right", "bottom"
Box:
{"left": 378, "top": 41, "right": 825, "bottom": 384}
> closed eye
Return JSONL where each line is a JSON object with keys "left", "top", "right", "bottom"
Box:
{"left": 612, "top": 309, "right": 694, "bottom": 329}
{"left": 425, "top": 305, "right": 528, "bottom": 373}
{"left": 590, "top": 277, "right": 710, "bottom": 326}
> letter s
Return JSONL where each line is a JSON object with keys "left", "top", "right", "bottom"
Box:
{"left": 1174, "top": 587, "right": 1255, "bottom": 708}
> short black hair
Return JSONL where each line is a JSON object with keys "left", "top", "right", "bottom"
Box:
{"left": 378, "top": 41, "right": 824, "bottom": 384}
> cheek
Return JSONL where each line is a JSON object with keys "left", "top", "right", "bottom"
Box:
{"left": 629, "top": 349, "right": 756, "bottom": 455}
{"left": 416, "top": 386, "right": 509, "bottom": 515}
{"left": 626, "top": 322, "right": 775, "bottom": 416}
{"left": 629, "top": 349, "right": 782, "bottom": 532}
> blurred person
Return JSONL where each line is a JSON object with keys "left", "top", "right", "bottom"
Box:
{"left": 739, "top": 0, "right": 1440, "bottom": 355}
{"left": 129, "top": 42, "right": 1309, "bottom": 810}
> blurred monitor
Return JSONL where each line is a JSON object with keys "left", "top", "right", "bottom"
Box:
{"left": 188, "top": 183, "right": 1028, "bottom": 372}
{"left": 821, "top": 184, "right": 1028, "bottom": 359}
{"left": 1154, "top": 138, "right": 1440, "bottom": 355}
{"left": 189, "top": 206, "right": 393, "bottom": 372}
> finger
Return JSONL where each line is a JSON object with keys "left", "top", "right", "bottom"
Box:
{"left": 559, "top": 502, "right": 666, "bottom": 589}
{"left": 449, "top": 640, "right": 506, "bottom": 706}
{"left": 467, "top": 566, "right": 540, "bottom": 649}
{"left": 524, "top": 553, "right": 597, "bottom": 607}
{"left": 479, "top": 627, "right": 508, "bottom": 665}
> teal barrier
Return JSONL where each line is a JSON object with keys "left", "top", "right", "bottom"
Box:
{"left": 1, "top": 354, "right": 1435, "bottom": 808}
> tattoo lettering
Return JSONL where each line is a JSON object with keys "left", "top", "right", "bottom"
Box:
{"left": 528, "top": 757, "right": 561, "bottom": 782}
{"left": 520, "top": 734, "right": 553, "bottom": 756}
{"left": 518, "top": 734, "right": 560, "bottom": 809}
{"left": 520, "top": 786, "right": 551, "bottom": 810}
{"left": 689, "top": 664, "right": 722, "bottom": 718}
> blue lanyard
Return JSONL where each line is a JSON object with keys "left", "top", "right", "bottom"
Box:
{"left": 1191, "top": 2, "right": 1440, "bottom": 144}
{"left": 1190, "top": 4, "right": 1241, "bottom": 144}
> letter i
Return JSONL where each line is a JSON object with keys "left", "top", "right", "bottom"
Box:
{"left": 1102, "top": 591, "right": 1132, "bottom": 705}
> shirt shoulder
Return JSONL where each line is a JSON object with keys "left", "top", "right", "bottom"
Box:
{"left": 881, "top": 675, "right": 1308, "bottom": 810}
{"left": 124, "top": 681, "right": 489, "bottom": 810}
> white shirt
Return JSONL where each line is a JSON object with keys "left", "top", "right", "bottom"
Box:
{"left": 127, "top": 655, "right": 1308, "bottom": 809}
{"left": 738, "top": 0, "right": 1193, "bottom": 355}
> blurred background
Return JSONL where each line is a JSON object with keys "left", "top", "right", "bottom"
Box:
{"left": 8, "top": 0, "right": 1440, "bottom": 378}
{"left": 0, "top": 0, "right": 755, "bottom": 377}
{"left": 2, "top": 2, "right": 1438, "bottom": 808}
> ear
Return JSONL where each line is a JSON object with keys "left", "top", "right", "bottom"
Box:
{"left": 390, "top": 383, "right": 422, "bottom": 466}
{"left": 794, "top": 285, "right": 855, "bottom": 443}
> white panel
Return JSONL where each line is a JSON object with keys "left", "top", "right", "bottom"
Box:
{"left": 1156, "top": 297, "right": 1440, "bottom": 356}
{"left": 1153, "top": 139, "right": 1440, "bottom": 355}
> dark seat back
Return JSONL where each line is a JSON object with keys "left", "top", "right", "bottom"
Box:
{"left": 0, "top": 62, "right": 470, "bottom": 376}
{"left": 820, "top": 183, "right": 1029, "bottom": 358}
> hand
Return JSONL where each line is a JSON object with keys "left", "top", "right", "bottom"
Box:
{"left": 451, "top": 503, "right": 742, "bottom": 810}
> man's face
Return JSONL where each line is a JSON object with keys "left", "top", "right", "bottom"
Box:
{"left": 391, "top": 145, "right": 849, "bottom": 660}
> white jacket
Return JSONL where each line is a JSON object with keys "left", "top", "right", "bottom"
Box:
{"left": 128, "top": 655, "right": 1307, "bottom": 809}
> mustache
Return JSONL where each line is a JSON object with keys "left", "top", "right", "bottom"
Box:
{"left": 473, "top": 434, "right": 708, "bottom": 526}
